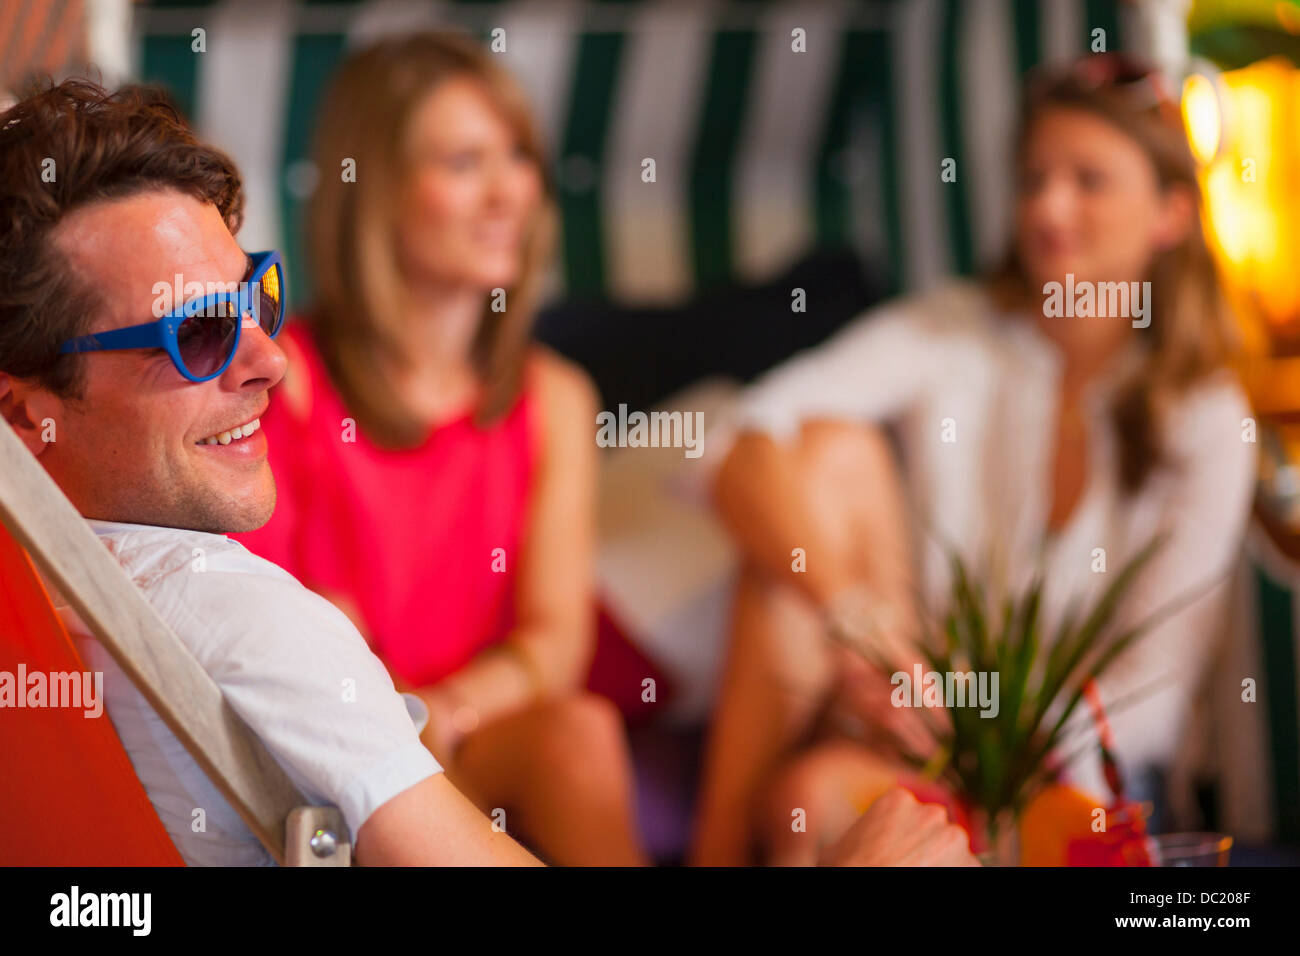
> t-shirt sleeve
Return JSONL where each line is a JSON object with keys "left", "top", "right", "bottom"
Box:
{"left": 163, "top": 557, "right": 441, "bottom": 840}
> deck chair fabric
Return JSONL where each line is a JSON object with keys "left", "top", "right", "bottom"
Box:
{"left": 0, "top": 522, "right": 185, "bottom": 866}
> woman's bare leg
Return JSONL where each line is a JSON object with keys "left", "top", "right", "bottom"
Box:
{"left": 449, "top": 691, "right": 648, "bottom": 866}
{"left": 690, "top": 421, "right": 916, "bottom": 866}
{"left": 688, "top": 566, "right": 837, "bottom": 865}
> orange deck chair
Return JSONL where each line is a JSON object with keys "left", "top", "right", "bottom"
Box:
{"left": 0, "top": 523, "right": 184, "bottom": 865}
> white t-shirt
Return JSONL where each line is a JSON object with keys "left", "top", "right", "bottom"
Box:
{"left": 66, "top": 520, "right": 442, "bottom": 866}
{"left": 727, "top": 281, "right": 1257, "bottom": 799}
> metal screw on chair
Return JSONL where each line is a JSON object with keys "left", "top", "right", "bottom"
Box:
{"left": 310, "top": 828, "right": 338, "bottom": 858}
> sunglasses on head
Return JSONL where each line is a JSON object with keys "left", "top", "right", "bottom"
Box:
{"left": 59, "top": 250, "right": 286, "bottom": 383}
{"left": 1054, "top": 52, "right": 1181, "bottom": 122}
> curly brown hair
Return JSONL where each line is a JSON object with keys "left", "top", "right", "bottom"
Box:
{"left": 0, "top": 77, "right": 244, "bottom": 398}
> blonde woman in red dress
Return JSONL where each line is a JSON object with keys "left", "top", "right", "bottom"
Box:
{"left": 235, "top": 33, "right": 646, "bottom": 866}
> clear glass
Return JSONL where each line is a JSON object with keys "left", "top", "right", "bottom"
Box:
{"left": 1148, "top": 832, "right": 1233, "bottom": 867}
{"left": 974, "top": 808, "right": 1020, "bottom": 867}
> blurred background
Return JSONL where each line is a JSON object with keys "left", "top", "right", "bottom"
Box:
{"left": 5, "top": 0, "right": 1300, "bottom": 862}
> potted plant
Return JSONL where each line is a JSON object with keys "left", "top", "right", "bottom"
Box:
{"left": 827, "top": 536, "right": 1168, "bottom": 865}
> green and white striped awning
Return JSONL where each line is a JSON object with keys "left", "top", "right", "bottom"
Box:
{"left": 132, "top": 0, "right": 1134, "bottom": 308}
{"left": 0, "top": 0, "right": 90, "bottom": 92}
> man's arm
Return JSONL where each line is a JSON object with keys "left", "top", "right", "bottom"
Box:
{"left": 356, "top": 773, "right": 543, "bottom": 866}
{"left": 356, "top": 777, "right": 977, "bottom": 866}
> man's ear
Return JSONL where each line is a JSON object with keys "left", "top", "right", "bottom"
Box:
{"left": 1154, "top": 183, "right": 1197, "bottom": 251}
{"left": 0, "top": 373, "right": 58, "bottom": 457}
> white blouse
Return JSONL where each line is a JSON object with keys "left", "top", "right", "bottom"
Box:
{"left": 729, "top": 281, "right": 1257, "bottom": 801}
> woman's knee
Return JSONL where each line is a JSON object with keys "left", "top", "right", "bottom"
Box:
{"left": 765, "top": 744, "right": 848, "bottom": 820}
{"left": 761, "top": 742, "right": 895, "bottom": 837}
{"left": 796, "top": 420, "right": 898, "bottom": 497}
{"left": 528, "top": 692, "right": 632, "bottom": 793}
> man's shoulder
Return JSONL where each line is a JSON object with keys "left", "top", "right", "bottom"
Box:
{"left": 82, "top": 520, "right": 440, "bottom": 849}
{"left": 90, "top": 521, "right": 301, "bottom": 594}
{"left": 89, "top": 521, "right": 355, "bottom": 661}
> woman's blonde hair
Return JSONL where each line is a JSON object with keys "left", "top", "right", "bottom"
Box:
{"left": 990, "top": 55, "right": 1238, "bottom": 493}
{"left": 305, "top": 31, "right": 556, "bottom": 446}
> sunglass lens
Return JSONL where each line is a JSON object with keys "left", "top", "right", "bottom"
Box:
{"left": 258, "top": 262, "right": 284, "bottom": 337}
{"left": 177, "top": 300, "right": 238, "bottom": 379}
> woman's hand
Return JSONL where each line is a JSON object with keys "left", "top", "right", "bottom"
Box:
{"left": 831, "top": 644, "right": 942, "bottom": 761}
{"left": 819, "top": 787, "right": 979, "bottom": 866}
{"left": 823, "top": 589, "right": 943, "bottom": 760}
{"left": 416, "top": 686, "right": 476, "bottom": 767}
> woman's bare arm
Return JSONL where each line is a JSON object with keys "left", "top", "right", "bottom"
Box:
{"left": 416, "top": 351, "right": 598, "bottom": 740}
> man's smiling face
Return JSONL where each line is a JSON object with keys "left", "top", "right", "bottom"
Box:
{"left": 29, "top": 189, "right": 287, "bottom": 532}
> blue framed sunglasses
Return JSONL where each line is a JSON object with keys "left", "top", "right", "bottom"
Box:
{"left": 59, "top": 250, "right": 286, "bottom": 383}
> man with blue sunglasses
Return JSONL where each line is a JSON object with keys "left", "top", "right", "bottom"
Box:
{"left": 0, "top": 79, "right": 539, "bottom": 866}
{"left": 0, "top": 79, "right": 976, "bottom": 868}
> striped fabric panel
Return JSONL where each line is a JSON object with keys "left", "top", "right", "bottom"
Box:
{"left": 939, "top": 0, "right": 973, "bottom": 277}
{"left": 689, "top": 20, "right": 761, "bottom": 291}
{"left": 895, "top": 0, "right": 952, "bottom": 290}
{"left": 492, "top": 0, "right": 584, "bottom": 301}
{"left": 277, "top": 32, "right": 348, "bottom": 307}
{"left": 815, "top": 25, "right": 899, "bottom": 294}
{"left": 602, "top": 1, "right": 714, "bottom": 302}
{"left": 1041, "top": 0, "right": 1087, "bottom": 64}
{"left": 1253, "top": 564, "right": 1300, "bottom": 843}
{"left": 731, "top": 1, "right": 845, "bottom": 284}
{"left": 493, "top": 0, "right": 583, "bottom": 162}
{"left": 557, "top": 20, "right": 628, "bottom": 299}
{"left": 1012, "top": 0, "right": 1042, "bottom": 77}
{"left": 132, "top": 0, "right": 1131, "bottom": 307}
{"left": 195, "top": 0, "right": 295, "bottom": 258}
{"left": 1084, "top": 0, "right": 1122, "bottom": 55}
{"left": 959, "top": 0, "right": 1017, "bottom": 270}
{"left": 138, "top": 33, "right": 200, "bottom": 120}
{"left": 1, "top": 0, "right": 89, "bottom": 93}
{"left": 346, "top": 0, "right": 446, "bottom": 48}
{"left": 136, "top": 0, "right": 222, "bottom": 133}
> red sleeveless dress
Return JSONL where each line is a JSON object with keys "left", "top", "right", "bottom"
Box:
{"left": 233, "top": 322, "right": 536, "bottom": 688}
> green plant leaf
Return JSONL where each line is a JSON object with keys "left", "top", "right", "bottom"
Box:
{"left": 1029, "top": 537, "right": 1165, "bottom": 738}
{"left": 1025, "top": 621, "right": 1147, "bottom": 778}
{"left": 872, "top": 534, "right": 1166, "bottom": 819}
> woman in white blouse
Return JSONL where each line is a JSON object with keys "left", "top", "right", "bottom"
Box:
{"left": 691, "top": 55, "right": 1257, "bottom": 866}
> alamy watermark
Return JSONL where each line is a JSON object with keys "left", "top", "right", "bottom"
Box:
{"left": 0, "top": 665, "right": 103, "bottom": 718}
{"left": 891, "top": 663, "right": 999, "bottom": 718}
{"left": 595, "top": 404, "right": 704, "bottom": 459}
{"left": 50, "top": 886, "right": 150, "bottom": 936}
{"left": 1042, "top": 273, "right": 1151, "bottom": 329}
{"left": 150, "top": 274, "right": 251, "bottom": 318}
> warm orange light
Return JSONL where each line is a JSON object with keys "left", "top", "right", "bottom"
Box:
{"left": 1182, "top": 72, "right": 1222, "bottom": 164}
{"left": 1277, "top": 1, "right": 1300, "bottom": 35}
{"left": 1192, "top": 58, "right": 1300, "bottom": 338}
